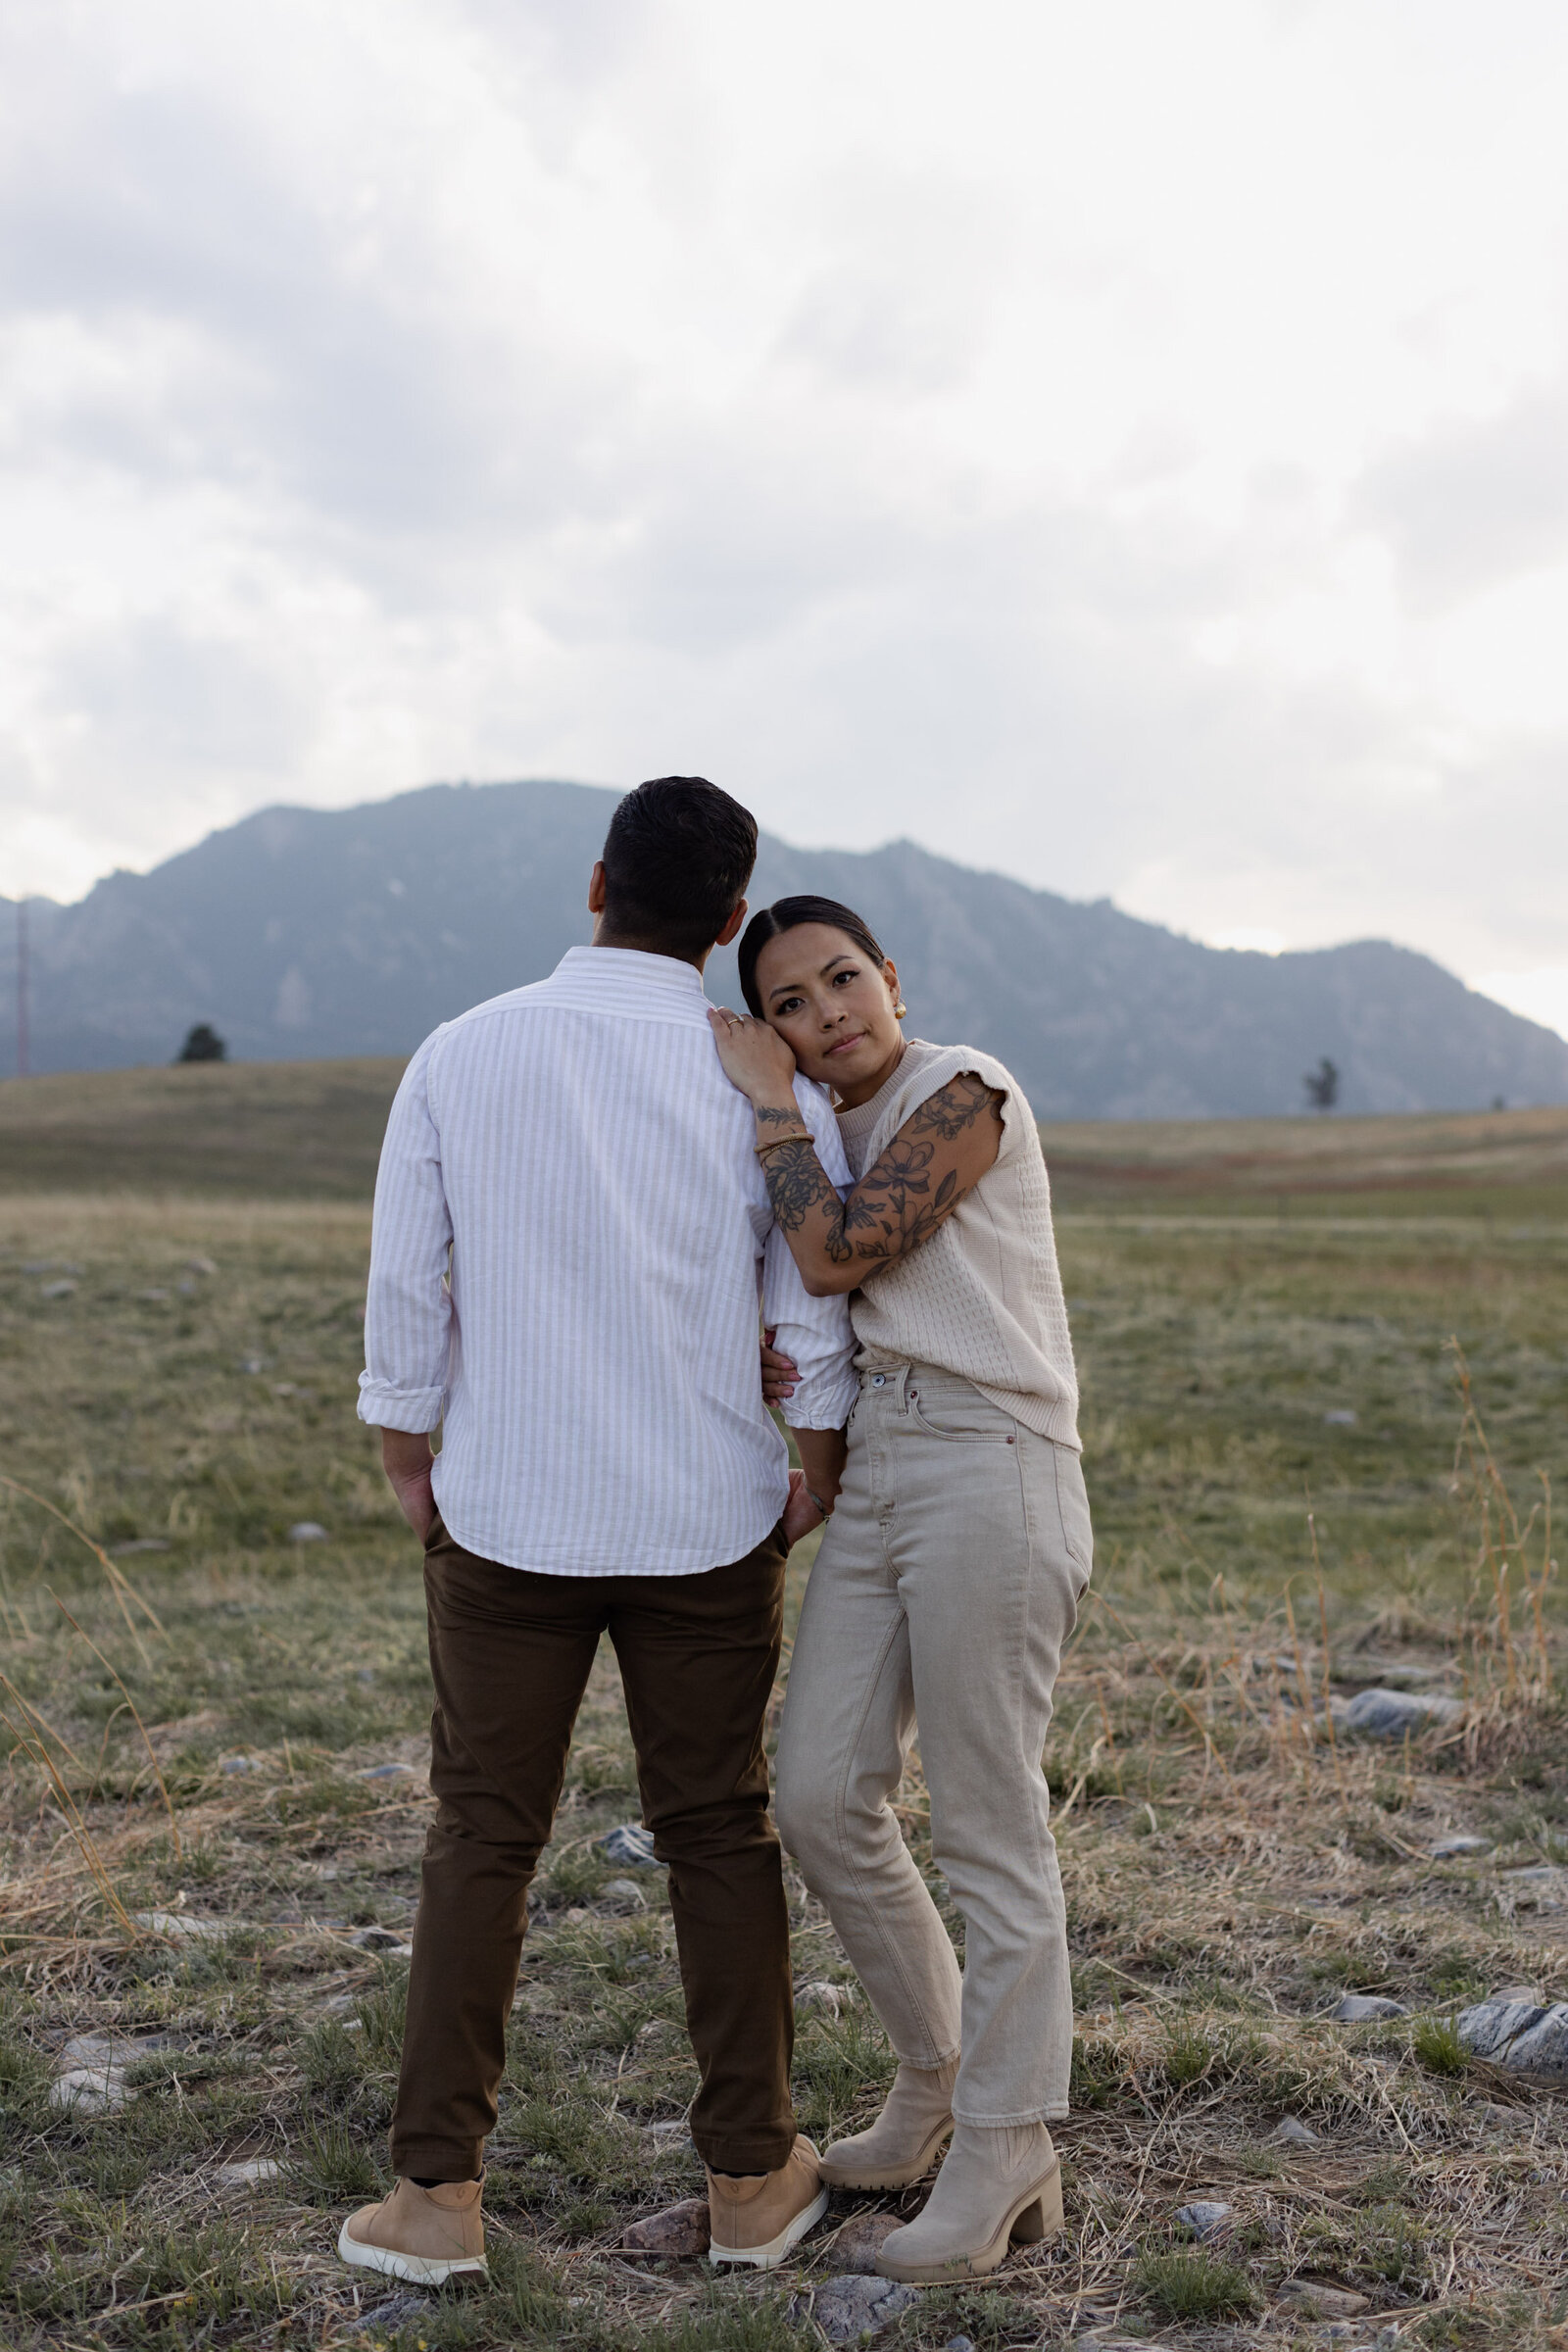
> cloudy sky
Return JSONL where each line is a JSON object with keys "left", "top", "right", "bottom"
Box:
{"left": 2, "top": 0, "right": 1566, "bottom": 1032}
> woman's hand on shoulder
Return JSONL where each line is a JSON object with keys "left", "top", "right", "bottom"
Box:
{"left": 708, "top": 1005, "right": 799, "bottom": 1103}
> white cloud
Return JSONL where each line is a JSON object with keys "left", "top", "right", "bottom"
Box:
{"left": 0, "top": 0, "right": 1565, "bottom": 1014}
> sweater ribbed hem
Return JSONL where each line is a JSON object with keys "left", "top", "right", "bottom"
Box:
{"left": 971, "top": 1383, "right": 1081, "bottom": 1452}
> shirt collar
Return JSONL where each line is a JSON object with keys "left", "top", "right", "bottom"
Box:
{"left": 554, "top": 944, "right": 710, "bottom": 1002}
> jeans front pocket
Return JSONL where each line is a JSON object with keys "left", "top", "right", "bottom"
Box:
{"left": 1051, "top": 1447, "right": 1095, "bottom": 1592}
{"left": 906, "top": 1383, "right": 1016, "bottom": 1443}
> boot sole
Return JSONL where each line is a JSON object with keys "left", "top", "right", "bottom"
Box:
{"left": 709, "top": 2184, "right": 829, "bottom": 2270}
{"left": 819, "top": 2119, "right": 955, "bottom": 2191}
{"left": 337, "top": 2220, "right": 487, "bottom": 2286}
{"left": 874, "top": 2159, "right": 1064, "bottom": 2284}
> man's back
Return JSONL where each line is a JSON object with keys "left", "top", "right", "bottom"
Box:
{"left": 360, "top": 946, "right": 857, "bottom": 1574}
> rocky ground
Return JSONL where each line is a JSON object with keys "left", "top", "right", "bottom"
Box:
{"left": 0, "top": 1190, "right": 1563, "bottom": 2349}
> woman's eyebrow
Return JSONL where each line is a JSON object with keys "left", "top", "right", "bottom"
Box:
{"left": 767, "top": 955, "right": 855, "bottom": 1004}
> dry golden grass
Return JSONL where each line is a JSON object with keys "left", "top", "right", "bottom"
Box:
{"left": 0, "top": 1163, "right": 1562, "bottom": 2349}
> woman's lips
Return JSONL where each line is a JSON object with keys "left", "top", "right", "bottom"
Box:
{"left": 823, "top": 1030, "right": 867, "bottom": 1057}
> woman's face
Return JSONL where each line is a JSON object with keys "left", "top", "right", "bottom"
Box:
{"left": 752, "top": 922, "right": 904, "bottom": 1097}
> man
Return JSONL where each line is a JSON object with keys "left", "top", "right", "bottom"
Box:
{"left": 339, "top": 777, "right": 856, "bottom": 2284}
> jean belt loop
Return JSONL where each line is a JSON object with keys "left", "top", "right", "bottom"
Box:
{"left": 892, "top": 1360, "right": 912, "bottom": 1414}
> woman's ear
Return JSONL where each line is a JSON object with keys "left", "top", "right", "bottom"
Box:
{"left": 884, "top": 959, "right": 906, "bottom": 1020}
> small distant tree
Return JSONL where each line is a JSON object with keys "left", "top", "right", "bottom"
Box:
{"left": 1303, "top": 1055, "right": 1339, "bottom": 1111}
{"left": 175, "top": 1023, "right": 227, "bottom": 1064}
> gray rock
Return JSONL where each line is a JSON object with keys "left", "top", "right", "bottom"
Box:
{"left": 220, "top": 1755, "right": 262, "bottom": 1775}
{"left": 356, "top": 1762, "right": 416, "bottom": 1781}
{"left": 1272, "top": 2114, "right": 1321, "bottom": 2145}
{"left": 619, "top": 2196, "right": 710, "bottom": 2257}
{"left": 132, "top": 1909, "right": 233, "bottom": 1941}
{"left": 1493, "top": 2005, "right": 1568, "bottom": 2082}
{"left": 214, "top": 2157, "right": 281, "bottom": 2184}
{"left": 600, "top": 1877, "right": 648, "bottom": 1910}
{"left": 1334, "top": 1687, "right": 1464, "bottom": 1738}
{"left": 1499, "top": 1866, "right": 1568, "bottom": 1909}
{"left": 111, "top": 1538, "right": 171, "bottom": 1556}
{"left": 187, "top": 1255, "right": 218, "bottom": 1276}
{"left": 797, "top": 1980, "right": 855, "bottom": 2019}
{"left": 1276, "top": 2279, "right": 1369, "bottom": 2318}
{"left": 1332, "top": 1993, "right": 1407, "bottom": 2023}
{"left": 1323, "top": 1408, "right": 1358, "bottom": 1426}
{"left": 598, "top": 1823, "right": 661, "bottom": 1868}
{"left": 347, "top": 2292, "right": 430, "bottom": 2334}
{"left": 945, "top": 2338, "right": 975, "bottom": 2352}
{"left": 1456, "top": 1997, "right": 1568, "bottom": 2079}
{"left": 49, "top": 2032, "right": 171, "bottom": 2116}
{"left": 800, "top": 2275, "right": 917, "bottom": 2343}
{"left": 825, "top": 2213, "right": 903, "bottom": 2272}
{"left": 40, "top": 1279, "right": 77, "bottom": 1299}
{"left": 51, "top": 2067, "right": 124, "bottom": 2115}
{"left": 1174, "top": 2198, "right": 1233, "bottom": 2238}
{"left": 350, "top": 1926, "right": 412, "bottom": 1953}
{"left": 1430, "top": 1834, "right": 1492, "bottom": 1858}
{"left": 288, "top": 1521, "right": 328, "bottom": 1543}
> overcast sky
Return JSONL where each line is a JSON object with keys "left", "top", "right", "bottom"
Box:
{"left": 2, "top": 0, "right": 1566, "bottom": 1032}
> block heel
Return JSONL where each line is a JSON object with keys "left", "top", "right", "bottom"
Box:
{"left": 1010, "top": 2159, "right": 1064, "bottom": 2244}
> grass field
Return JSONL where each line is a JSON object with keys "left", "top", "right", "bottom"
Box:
{"left": 0, "top": 1070, "right": 1563, "bottom": 2350}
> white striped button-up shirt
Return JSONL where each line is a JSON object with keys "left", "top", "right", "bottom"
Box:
{"left": 359, "top": 945, "right": 858, "bottom": 1576}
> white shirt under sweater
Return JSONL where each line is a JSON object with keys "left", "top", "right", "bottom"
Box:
{"left": 359, "top": 946, "right": 858, "bottom": 1577}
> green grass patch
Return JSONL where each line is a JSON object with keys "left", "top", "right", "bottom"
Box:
{"left": 1132, "top": 2247, "right": 1257, "bottom": 2320}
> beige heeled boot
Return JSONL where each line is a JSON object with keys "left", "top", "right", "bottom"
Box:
{"left": 875, "top": 2123, "right": 1063, "bottom": 2282}
{"left": 818, "top": 2057, "right": 958, "bottom": 2190}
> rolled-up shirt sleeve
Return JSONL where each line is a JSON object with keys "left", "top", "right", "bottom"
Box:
{"left": 762, "top": 1077, "right": 858, "bottom": 1432}
{"left": 358, "top": 1034, "right": 454, "bottom": 1433}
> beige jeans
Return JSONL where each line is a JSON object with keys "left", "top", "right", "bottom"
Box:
{"left": 775, "top": 1362, "right": 1092, "bottom": 2125}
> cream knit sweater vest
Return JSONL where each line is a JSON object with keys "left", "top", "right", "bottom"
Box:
{"left": 834, "top": 1038, "right": 1080, "bottom": 1450}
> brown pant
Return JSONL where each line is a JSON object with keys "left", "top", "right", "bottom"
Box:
{"left": 391, "top": 1515, "right": 797, "bottom": 2181}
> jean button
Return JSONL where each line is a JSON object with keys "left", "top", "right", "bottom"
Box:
{"left": 871, "top": 1373, "right": 885, "bottom": 1387}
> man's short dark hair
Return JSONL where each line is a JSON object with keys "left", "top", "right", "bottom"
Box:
{"left": 600, "top": 777, "right": 759, "bottom": 958}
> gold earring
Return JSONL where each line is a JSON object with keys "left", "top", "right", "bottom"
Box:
{"left": 894, "top": 1000, "right": 907, "bottom": 1018}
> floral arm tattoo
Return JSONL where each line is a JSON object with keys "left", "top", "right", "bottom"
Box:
{"left": 760, "top": 1074, "right": 1004, "bottom": 1280}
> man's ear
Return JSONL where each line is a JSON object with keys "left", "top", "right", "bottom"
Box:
{"left": 587, "top": 860, "right": 608, "bottom": 916}
{"left": 714, "top": 898, "right": 748, "bottom": 949}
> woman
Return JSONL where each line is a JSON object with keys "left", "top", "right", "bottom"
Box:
{"left": 708, "top": 896, "right": 1092, "bottom": 2286}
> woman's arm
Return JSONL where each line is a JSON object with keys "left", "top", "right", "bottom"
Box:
{"left": 710, "top": 1011, "right": 1004, "bottom": 1297}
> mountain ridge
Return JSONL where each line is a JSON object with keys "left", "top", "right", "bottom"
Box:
{"left": 4, "top": 778, "right": 1565, "bottom": 1118}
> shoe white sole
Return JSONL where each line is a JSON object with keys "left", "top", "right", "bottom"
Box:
{"left": 874, "top": 2158, "right": 1064, "bottom": 2284}
{"left": 709, "top": 2184, "right": 829, "bottom": 2270}
{"left": 819, "top": 2116, "right": 954, "bottom": 2191}
{"left": 337, "top": 2218, "right": 488, "bottom": 2286}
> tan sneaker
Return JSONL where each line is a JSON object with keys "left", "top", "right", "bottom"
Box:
{"left": 338, "top": 2176, "right": 486, "bottom": 2286}
{"left": 707, "top": 2136, "right": 828, "bottom": 2269}
{"left": 820, "top": 2058, "right": 957, "bottom": 2190}
{"left": 875, "top": 2124, "right": 1062, "bottom": 2283}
